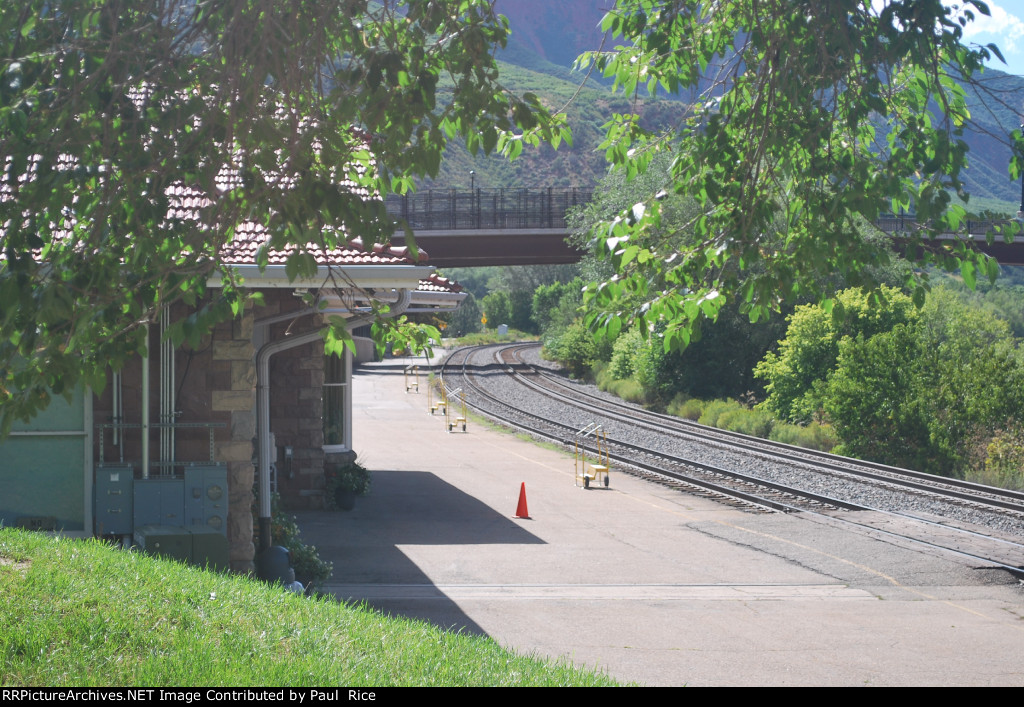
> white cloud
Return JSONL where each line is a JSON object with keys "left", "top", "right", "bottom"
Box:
{"left": 950, "top": 1, "right": 1024, "bottom": 53}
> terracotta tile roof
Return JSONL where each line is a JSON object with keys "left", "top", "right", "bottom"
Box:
{"left": 219, "top": 222, "right": 429, "bottom": 267}
{"left": 417, "top": 274, "right": 463, "bottom": 293}
{"left": 4, "top": 105, "right": 417, "bottom": 270}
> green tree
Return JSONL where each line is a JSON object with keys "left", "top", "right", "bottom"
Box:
{"left": 481, "top": 291, "right": 511, "bottom": 329}
{"left": 506, "top": 288, "right": 536, "bottom": 333}
{"left": 824, "top": 324, "right": 934, "bottom": 470}
{"left": 542, "top": 322, "right": 598, "bottom": 378}
{"left": 443, "top": 292, "right": 483, "bottom": 338}
{"left": 823, "top": 287, "right": 1024, "bottom": 476}
{"left": 532, "top": 277, "right": 583, "bottom": 336}
{"left": 755, "top": 287, "right": 918, "bottom": 422}
{"left": 573, "top": 151, "right": 896, "bottom": 404}
{"left": 0, "top": 0, "right": 567, "bottom": 429}
{"left": 576, "top": 0, "right": 1021, "bottom": 354}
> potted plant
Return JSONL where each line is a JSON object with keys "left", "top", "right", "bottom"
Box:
{"left": 325, "top": 462, "right": 371, "bottom": 511}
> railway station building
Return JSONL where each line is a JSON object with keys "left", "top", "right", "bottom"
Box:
{"left": 1, "top": 226, "right": 465, "bottom": 573}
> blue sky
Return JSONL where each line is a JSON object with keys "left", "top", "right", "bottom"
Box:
{"left": 950, "top": 0, "right": 1024, "bottom": 77}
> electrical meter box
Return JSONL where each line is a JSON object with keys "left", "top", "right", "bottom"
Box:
{"left": 183, "top": 465, "right": 227, "bottom": 535}
{"left": 133, "top": 477, "right": 184, "bottom": 528}
{"left": 94, "top": 464, "right": 133, "bottom": 535}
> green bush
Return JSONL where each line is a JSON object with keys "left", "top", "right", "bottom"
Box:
{"left": 607, "top": 377, "right": 647, "bottom": 405}
{"left": 665, "top": 393, "right": 837, "bottom": 453}
{"left": 254, "top": 492, "right": 333, "bottom": 592}
{"left": 721, "top": 408, "right": 776, "bottom": 438}
{"left": 697, "top": 399, "right": 741, "bottom": 427}
{"left": 595, "top": 360, "right": 653, "bottom": 405}
{"left": 542, "top": 322, "right": 598, "bottom": 378}
{"left": 609, "top": 328, "right": 643, "bottom": 380}
{"left": 978, "top": 427, "right": 1024, "bottom": 489}
{"left": 768, "top": 421, "right": 838, "bottom": 452}
{"left": 325, "top": 461, "right": 371, "bottom": 503}
{"left": 667, "top": 395, "right": 704, "bottom": 420}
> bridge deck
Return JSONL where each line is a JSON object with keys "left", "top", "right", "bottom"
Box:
{"left": 386, "top": 189, "right": 1024, "bottom": 267}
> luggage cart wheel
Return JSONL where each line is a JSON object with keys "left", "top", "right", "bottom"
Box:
{"left": 462, "top": 424, "right": 466, "bottom": 432}
{"left": 584, "top": 476, "right": 590, "bottom": 489}
{"left": 604, "top": 475, "right": 610, "bottom": 488}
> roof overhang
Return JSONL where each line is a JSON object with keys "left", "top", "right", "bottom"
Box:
{"left": 407, "top": 290, "right": 467, "bottom": 312}
{"left": 208, "top": 264, "right": 435, "bottom": 290}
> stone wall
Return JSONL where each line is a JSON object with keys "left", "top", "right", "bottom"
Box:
{"left": 211, "top": 309, "right": 256, "bottom": 573}
{"left": 257, "top": 293, "right": 327, "bottom": 510}
{"left": 89, "top": 289, "right": 337, "bottom": 568}
{"left": 91, "top": 301, "right": 257, "bottom": 572}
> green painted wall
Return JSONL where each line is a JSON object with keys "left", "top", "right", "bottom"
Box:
{"left": 1, "top": 388, "right": 88, "bottom": 531}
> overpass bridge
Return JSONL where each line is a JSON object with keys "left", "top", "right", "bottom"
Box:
{"left": 386, "top": 188, "right": 589, "bottom": 267}
{"left": 386, "top": 188, "right": 1024, "bottom": 267}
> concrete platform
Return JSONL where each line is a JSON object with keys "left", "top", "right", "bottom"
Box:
{"left": 295, "top": 354, "right": 1024, "bottom": 686}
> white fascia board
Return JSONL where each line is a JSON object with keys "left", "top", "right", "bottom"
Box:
{"left": 208, "top": 264, "right": 434, "bottom": 290}
{"left": 408, "top": 291, "right": 467, "bottom": 310}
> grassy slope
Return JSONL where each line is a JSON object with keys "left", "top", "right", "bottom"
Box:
{"left": 0, "top": 529, "right": 619, "bottom": 687}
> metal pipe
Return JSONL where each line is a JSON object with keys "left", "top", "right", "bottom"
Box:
{"left": 166, "top": 306, "right": 175, "bottom": 469}
{"left": 141, "top": 324, "right": 150, "bottom": 479}
{"left": 254, "top": 311, "right": 376, "bottom": 552}
{"left": 160, "top": 307, "right": 168, "bottom": 470}
{"left": 253, "top": 287, "right": 411, "bottom": 552}
{"left": 255, "top": 329, "right": 324, "bottom": 551}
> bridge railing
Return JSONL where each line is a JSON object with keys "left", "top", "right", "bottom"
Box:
{"left": 873, "top": 215, "right": 1008, "bottom": 236}
{"left": 385, "top": 188, "right": 593, "bottom": 231}
{"left": 385, "top": 190, "right": 1017, "bottom": 238}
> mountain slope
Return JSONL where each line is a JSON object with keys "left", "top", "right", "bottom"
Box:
{"left": 428, "top": 0, "right": 1024, "bottom": 207}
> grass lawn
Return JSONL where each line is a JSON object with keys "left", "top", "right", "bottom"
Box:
{"left": 0, "top": 529, "right": 620, "bottom": 686}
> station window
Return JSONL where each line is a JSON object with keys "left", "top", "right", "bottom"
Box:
{"left": 323, "top": 350, "right": 350, "bottom": 451}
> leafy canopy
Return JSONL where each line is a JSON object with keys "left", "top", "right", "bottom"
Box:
{"left": 575, "top": 0, "right": 1022, "bottom": 352}
{"left": 0, "top": 0, "right": 567, "bottom": 428}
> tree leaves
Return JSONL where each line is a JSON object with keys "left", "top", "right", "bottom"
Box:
{"left": 0, "top": 0, "right": 569, "bottom": 426}
{"left": 577, "top": 0, "right": 1014, "bottom": 352}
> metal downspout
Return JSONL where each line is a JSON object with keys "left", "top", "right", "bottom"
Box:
{"left": 141, "top": 324, "right": 150, "bottom": 479}
{"left": 253, "top": 309, "right": 378, "bottom": 553}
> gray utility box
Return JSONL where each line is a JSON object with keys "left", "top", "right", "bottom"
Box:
{"left": 95, "top": 464, "right": 133, "bottom": 535}
{"left": 133, "top": 477, "right": 184, "bottom": 528}
{"left": 133, "top": 524, "right": 193, "bottom": 563}
{"left": 183, "top": 465, "right": 227, "bottom": 535}
{"left": 190, "top": 527, "right": 230, "bottom": 570}
{"left": 134, "top": 524, "right": 230, "bottom": 570}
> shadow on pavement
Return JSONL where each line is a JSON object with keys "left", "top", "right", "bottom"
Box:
{"left": 296, "top": 469, "right": 543, "bottom": 638}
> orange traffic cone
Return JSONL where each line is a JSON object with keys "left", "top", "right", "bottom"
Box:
{"left": 514, "top": 482, "right": 530, "bottom": 519}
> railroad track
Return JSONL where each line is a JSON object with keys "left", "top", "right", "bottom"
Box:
{"left": 438, "top": 342, "right": 1024, "bottom": 579}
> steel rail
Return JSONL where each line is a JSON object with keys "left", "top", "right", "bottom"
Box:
{"left": 439, "top": 343, "right": 1024, "bottom": 579}
{"left": 506, "top": 342, "right": 1024, "bottom": 515}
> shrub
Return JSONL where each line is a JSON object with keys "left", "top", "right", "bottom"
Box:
{"left": 253, "top": 492, "right": 333, "bottom": 592}
{"left": 721, "top": 408, "right": 775, "bottom": 438}
{"left": 609, "top": 328, "right": 643, "bottom": 380}
{"left": 697, "top": 399, "right": 741, "bottom": 427}
{"left": 668, "top": 395, "right": 704, "bottom": 420}
{"left": 608, "top": 377, "right": 647, "bottom": 404}
{"left": 769, "top": 421, "right": 838, "bottom": 452}
{"left": 325, "top": 461, "right": 371, "bottom": 503}
{"left": 542, "top": 322, "right": 598, "bottom": 378}
{"left": 979, "top": 427, "right": 1024, "bottom": 489}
